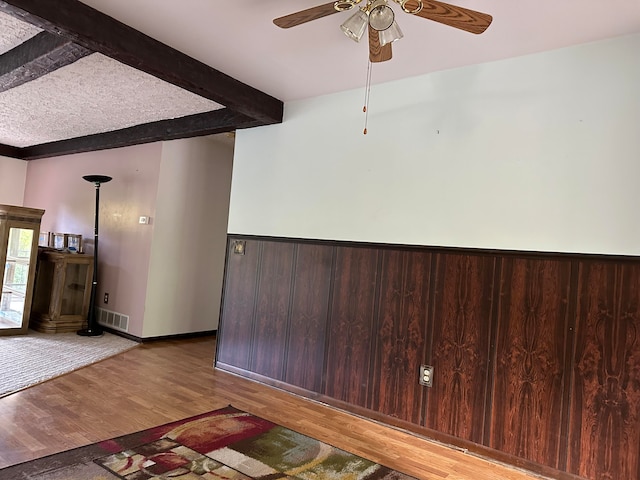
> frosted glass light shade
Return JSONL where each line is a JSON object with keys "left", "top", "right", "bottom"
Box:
{"left": 340, "top": 9, "right": 369, "bottom": 42}
{"left": 369, "top": 1, "right": 395, "bottom": 31}
{"left": 379, "top": 20, "right": 403, "bottom": 45}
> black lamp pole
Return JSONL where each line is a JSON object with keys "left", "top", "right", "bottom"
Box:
{"left": 77, "top": 175, "right": 112, "bottom": 337}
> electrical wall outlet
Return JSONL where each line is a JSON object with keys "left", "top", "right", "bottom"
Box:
{"left": 232, "top": 240, "right": 246, "bottom": 255}
{"left": 419, "top": 364, "right": 434, "bottom": 387}
{"left": 103, "top": 293, "right": 109, "bottom": 304}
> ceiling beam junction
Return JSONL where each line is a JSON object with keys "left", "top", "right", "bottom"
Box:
{"left": 0, "top": 0, "right": 283, "bottom": 125}
{"left": 0, "top": 0, "right": 284, "bottom": 160}
{"left": 0, "top": 30, "right": 91, "bottom": 93}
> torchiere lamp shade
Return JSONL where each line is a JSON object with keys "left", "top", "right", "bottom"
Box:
{"left": 83, "top": 175, "right": 113, "bottom": 184}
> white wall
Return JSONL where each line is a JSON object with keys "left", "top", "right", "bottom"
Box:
{"left": 0, "top": 156, "right": 27, "bottom": 205}
{"left": 229, "top": 34, "right": 640, "bottom": 256}
{"left": 143, "top": 135, "right": 233, "bottom": 337}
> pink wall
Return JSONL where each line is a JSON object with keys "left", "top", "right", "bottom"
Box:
{"left": 0, "top": 156, "right": 27, "bottom": 205}
{"left": 22, "top": 143, "right": 162, "bottom": 337}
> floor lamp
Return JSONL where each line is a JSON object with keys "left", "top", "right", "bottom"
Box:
{"left": 77, "top": 174, "right": 112, "bottom": 337}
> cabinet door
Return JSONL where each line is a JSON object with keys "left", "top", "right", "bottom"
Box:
{"left": 60, "top": 261, "right": 91, "bottom": 316}
{"left": 1, "top": 226, "right": 37, "bottom": 334}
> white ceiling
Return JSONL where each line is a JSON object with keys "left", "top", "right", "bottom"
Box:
{"left": 80, "top": 0, "right": 640, "bottom": 102}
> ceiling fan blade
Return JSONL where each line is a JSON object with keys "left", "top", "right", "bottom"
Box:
{"left": 273, "top": 2, "right": 343, "bottom": 29}
{"left": 368, "top": 25, "right": 393, "bottom": 63}
{"left": 412, "top": 0, "right": 492, "bottom": 34}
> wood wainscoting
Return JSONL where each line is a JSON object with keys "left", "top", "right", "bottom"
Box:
{"left": 215, "top": 235, "right": 640, "bottom": 480}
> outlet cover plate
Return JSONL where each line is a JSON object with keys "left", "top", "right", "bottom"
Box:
{"left": 420, "top": 364, "right": 434, "bottom": 387}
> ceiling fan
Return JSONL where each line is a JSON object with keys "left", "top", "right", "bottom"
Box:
{"left": 274, "top": 0, "right": 493, "bottom": 63}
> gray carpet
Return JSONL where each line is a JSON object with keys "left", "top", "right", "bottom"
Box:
{"left": 0, "top": 330, "right": 138, "bottom": 397}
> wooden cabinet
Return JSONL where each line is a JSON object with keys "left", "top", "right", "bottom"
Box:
{"left": 0, "top": 204, "right": 44, "bottom": 336}
{"left": 29, "top": 248, "right": 94, "bottom": 333}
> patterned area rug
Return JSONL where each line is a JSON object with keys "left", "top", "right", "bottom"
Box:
{"left": 1, "top": 406, "right": 416, "bottom": 479}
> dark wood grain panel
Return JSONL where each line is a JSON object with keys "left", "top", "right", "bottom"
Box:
{"left": 491, "top": 258, "right": 571, "bottom": 469}
{"left": 216, "top": 239, "right": 261, "bottom": 369}
{"left": 284, "top": 244, "right": 334, "bottom": 391}
{"left": 250, "top": 241, "right": 296, "bottom": 380}
{"left": 427, "top": 253, "right": 496, "bottom": 442}
{"left": 324, "top": 246, "right": 380, "bottom": 407}
{"left": 371, "top": 250, "right": 431, "bottom": 424}
{"left": 568, "top": 261, "right": 640, "bottom": 480}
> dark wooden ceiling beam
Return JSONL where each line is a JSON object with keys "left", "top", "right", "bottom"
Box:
{"left": 0, "top": 143, "right": 22, "bottom": 159}
{"left": 19, "top": 109, "right": 260, "bottom": 160}
{"left": 0, "top": 0, "right": 283, "bottom": 125}
{"left": 0, "top": 31, "right": 91, "bottom": 93}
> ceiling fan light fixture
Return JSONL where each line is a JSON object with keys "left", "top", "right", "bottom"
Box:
{"left": 334, "top": 0, "right": 358, "bottom": 12}
{"left": 368, "top": 0, "right": 395, "bottom": 31}
{"left": 340, "top": 9, "right": 369, "bottom": 42}
{"left": 398, "top": 0, "right": 423, "bottom": 14}
{"left": 379, "top": 20, "right": 403, "bottom": 45}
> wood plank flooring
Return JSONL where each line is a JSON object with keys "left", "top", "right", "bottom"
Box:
{"left": 0, "top": 335, "right": 548, "bottom": 479}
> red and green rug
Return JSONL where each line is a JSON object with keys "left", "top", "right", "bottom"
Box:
{"left": 3, "top": 405, "right": 416, "bottom": 479}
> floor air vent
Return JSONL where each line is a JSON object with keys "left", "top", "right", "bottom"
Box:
{"left": 97, "top": 307, "right": 129, "bottom": 333}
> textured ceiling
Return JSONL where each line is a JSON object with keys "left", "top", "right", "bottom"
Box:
{"left": 0, "top": 53, "right": 222, "bottom": 148}
{"left": 0, "top": 10, "right": 39, "bottom": 55}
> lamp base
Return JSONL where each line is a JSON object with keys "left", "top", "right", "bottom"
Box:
{"left": 77, "top": 327, "right": 104, "bottom": 337}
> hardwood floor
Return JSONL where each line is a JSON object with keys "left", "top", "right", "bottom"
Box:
{"left": 0, "top": 335, "right": 548, "bottom": 479}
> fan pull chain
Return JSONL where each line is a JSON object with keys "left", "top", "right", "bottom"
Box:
{"left": 363, "top": 59, "right": 372, "bottom": 135}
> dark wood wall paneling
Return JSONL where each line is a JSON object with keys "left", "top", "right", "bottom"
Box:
{"left": 569, "top": 261, "right": 640, "bottom": 480}
{"left": 216, "top": 236, "right": 640, "bottom": 480}
{"left": 325, "top": 246, "right": 380, "bottom": 408}
{"left": 371, "top": 249, "right": 431, "bottom": 425}
{"left": 428, "top": 253, "right": 497, "bottom": 443}
{"left": 249, "top": 241, "right": 295, "bottom": 380}
{"left": 216, "top": 239, "right": 261, "bottom": 370}
{"left": 490, "top": 258, "right": 573, "bottom": 469}
{"left": 285, "top": 244, "right": 333, "bottom": 392}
